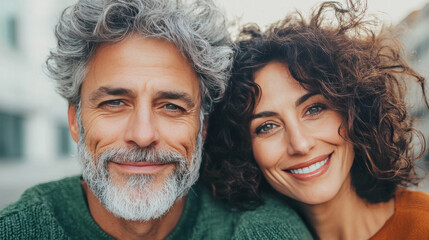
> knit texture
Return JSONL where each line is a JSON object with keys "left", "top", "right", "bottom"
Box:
{"left": 0, "top": 176, "right": 312, "bottom": 240}
{"left": 370, "top": 189, "right": 429, "bottom": 239}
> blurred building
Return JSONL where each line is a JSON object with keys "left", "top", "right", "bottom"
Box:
{"left": 0, "top": 0, "right": 80, "bottom": 209}
{"left": 399, "top": 3, "right": 429, "bottom": 164}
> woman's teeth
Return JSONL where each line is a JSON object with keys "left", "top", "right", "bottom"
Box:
{"left": 289, "top": 157, "right": 329, "bottom": 174}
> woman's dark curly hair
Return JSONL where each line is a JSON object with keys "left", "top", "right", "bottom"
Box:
{"left": 202, "top": 0, "right": 429, "bottom": 209}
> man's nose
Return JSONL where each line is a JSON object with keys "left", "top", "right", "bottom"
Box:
{"left": 286, "top": 124, "right": 315, "bottom": 156}
{"left": 124, "top": 107, "right": 159, "bottom": 148}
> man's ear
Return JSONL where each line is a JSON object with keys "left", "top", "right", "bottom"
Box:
{"left": 68, "top": 104, "right": 80, "bottom": 143}
{"left": 202, "top": 116, "right": 209, "bottom": 141}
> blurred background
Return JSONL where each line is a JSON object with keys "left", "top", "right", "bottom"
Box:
{"left": 0, "top": 0, "right": 428, "bottom": 209}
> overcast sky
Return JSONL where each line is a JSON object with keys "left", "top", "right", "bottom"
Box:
{"left": 216, "top": 0, "right": 429, "bottom": 32}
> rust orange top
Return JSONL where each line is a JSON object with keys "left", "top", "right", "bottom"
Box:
{"left": 371, "top": 189, "right": 429, "bottom": 239}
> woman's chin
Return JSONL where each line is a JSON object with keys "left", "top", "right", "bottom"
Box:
{"left": 280, "top": 185, "right": 341, "bottom": 206}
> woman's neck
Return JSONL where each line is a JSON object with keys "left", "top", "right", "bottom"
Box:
{"left": 296, "top": 177, "right": 395, "bottom": 240}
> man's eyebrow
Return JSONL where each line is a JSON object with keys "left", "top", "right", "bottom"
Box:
{"left": 155, "top": 91, "right": 196, "bottom": 108}
{"left": 295, "top": 92, "right": 318, "bottom": 106}
{"left": 251, "top": 111, "right": 278, "bottom": 120}
{"left": 90, "top": 87, "right": 136, "bottom": 102}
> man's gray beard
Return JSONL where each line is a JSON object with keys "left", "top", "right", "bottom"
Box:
{"left": 76, "top": 110, "right": 204, "bottom": 222}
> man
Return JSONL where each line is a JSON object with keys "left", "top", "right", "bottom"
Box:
{"left": 0, "top": 0, "right": 312, "bottom": 239}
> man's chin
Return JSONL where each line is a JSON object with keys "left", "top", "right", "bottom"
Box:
{"left": 109, "top": 180, "right": 167, "bottom": 201}
{"left": 77, "top": 132, "right": 204, "bottom": 221}
{"left": 99, "top": 175, "right": 182, "bottom": 221}
{"left": 109, "top": 171, "right": 170, "bottom": 191}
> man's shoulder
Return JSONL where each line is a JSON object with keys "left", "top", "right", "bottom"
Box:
{"left": 177, "top": 185, "right": 312, "bottom": 240}
{"left": 191, "top": 183, "right": 236, "bottom": 214}
{"left": 166, "top": 184, "right": 239, "bottom": 239}
{"left": 232, "top": 194, "right": 313, "bottom": 240}
{"left": 1, "top": 175, "right": 81, "bottom": 215}
{"left": 0, "top": 175, "right": 83, "bottom": 239}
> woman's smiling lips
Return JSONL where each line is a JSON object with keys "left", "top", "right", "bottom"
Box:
{"left": 283, "top": 153, "right": 332, "bottom": 181}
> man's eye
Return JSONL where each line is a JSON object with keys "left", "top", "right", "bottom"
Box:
{"left": 255, "top": 123, "right": 277, "bottom": 135}
{"left": 163, "top": 103, "right": 185, "bottom": 112}
{"left": 102, "top": 100, "right": 124, "bottom": 106}
{"left": 98, "top": 100, "right": 125, "bottom": 108}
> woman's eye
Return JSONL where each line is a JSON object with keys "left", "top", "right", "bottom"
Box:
{"left": 256, "top": 123, "right": 277, "bottom": 134}
{"left": 305, "top": 104, "right": 325, "bottom": 116}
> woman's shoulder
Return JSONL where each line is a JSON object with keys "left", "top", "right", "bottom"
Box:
{"left": 371, "top": 189, "right": 429, "bottom": 239}
{"left": 395, "top": 189, "right": 429, "bottom": 213}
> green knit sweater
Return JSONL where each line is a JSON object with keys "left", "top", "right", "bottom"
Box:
{"left": 0, "top": 176, "right": 312, "bottom": 239}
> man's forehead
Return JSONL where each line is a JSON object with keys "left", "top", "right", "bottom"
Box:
{"left": 81, "top": 35, "right": 201, "bottom": 101}
{"left": 89, "top": 36, "right": 192, "bottom": 69}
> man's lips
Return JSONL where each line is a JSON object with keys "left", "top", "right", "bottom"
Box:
{"left": 109, "top": 161, "right": 174, "bottom": 174}
{"left": 283, "top": 153, "right": 332, "bottom": 181}
{"left": 114, "top": 161, "right": 167, "bottom": 166}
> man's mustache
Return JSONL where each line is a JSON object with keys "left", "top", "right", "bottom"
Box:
{"left": 97, "top": 146, "right": 186, "bottom": 165}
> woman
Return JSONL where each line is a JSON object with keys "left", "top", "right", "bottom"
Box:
{"left": 203, "top": 1, "right": 429, "bottom": 239}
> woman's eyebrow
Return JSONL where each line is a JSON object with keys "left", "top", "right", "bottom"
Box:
{"left": 251, "top": 111, "right": 278, "bottom": 120}
{"left": 295, "top": 92, "right": 318, "bottom": 107}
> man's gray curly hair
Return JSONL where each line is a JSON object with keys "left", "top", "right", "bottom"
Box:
{"left": 46, "top": 0, "right": 232, "bottom": 113}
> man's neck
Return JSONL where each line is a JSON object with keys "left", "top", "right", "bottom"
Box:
{"left": 82, "top": 181, "right": 186, "bottom": 240}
